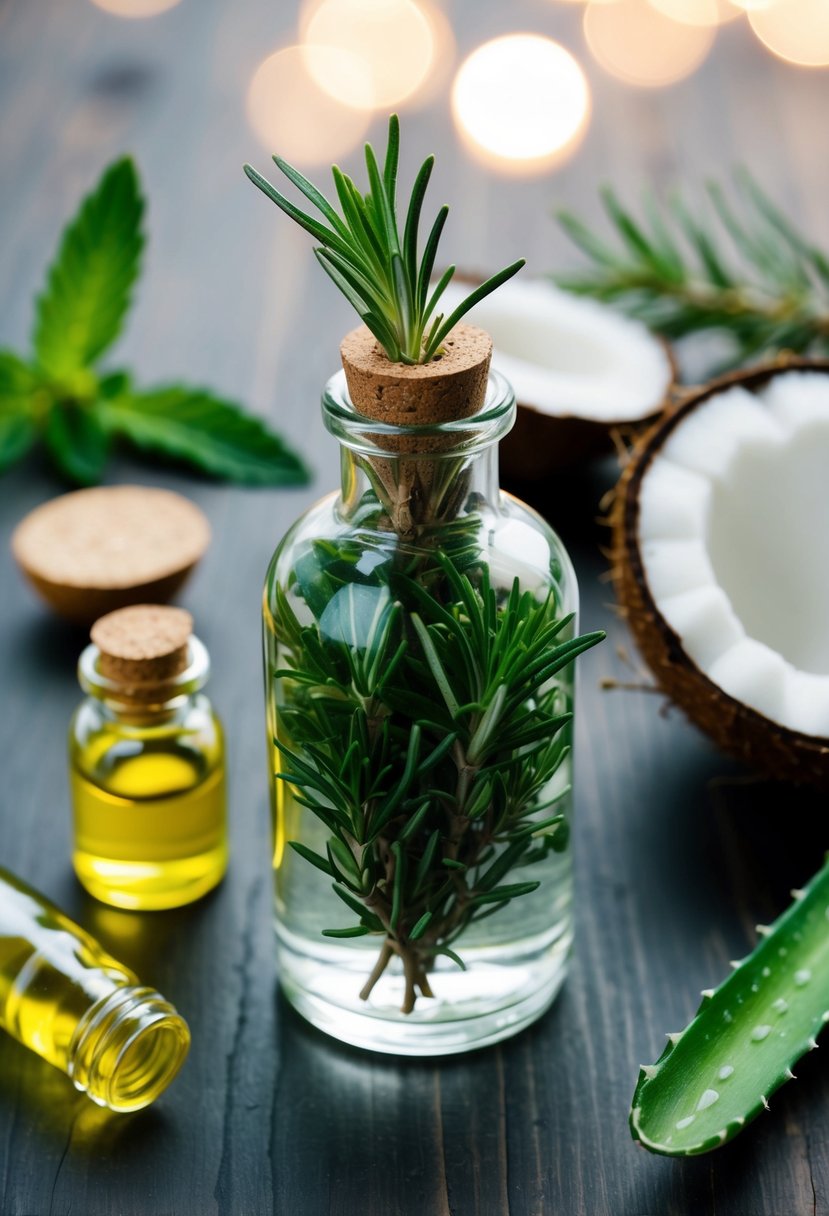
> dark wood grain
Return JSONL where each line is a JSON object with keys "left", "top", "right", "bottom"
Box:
{"left": 1, "top": 2, "right": 829, "bottom": 1213}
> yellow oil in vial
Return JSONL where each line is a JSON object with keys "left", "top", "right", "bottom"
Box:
{"left": 70, "top": 723, "right": 227, "bottom": 911}
{"left": 0, "top": 868, "right": 190, "bottom": 1111}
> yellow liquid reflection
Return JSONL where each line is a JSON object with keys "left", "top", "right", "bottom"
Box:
{"left": 71, "top": 734, "right": 227, "bottom": 911}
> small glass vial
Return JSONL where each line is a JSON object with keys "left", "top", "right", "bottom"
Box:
{"left": 69, "top": 605, "right": 227, "bottom": 911}
{"left": 0, "top": 867, "right": 190, "bottom": 1111}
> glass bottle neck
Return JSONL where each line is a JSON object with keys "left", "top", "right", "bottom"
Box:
{"left": 337, "top": 442, "right": 503, "bottom": 527}
{"left": 323, "top": 367, "right": 516, "bottom": 537}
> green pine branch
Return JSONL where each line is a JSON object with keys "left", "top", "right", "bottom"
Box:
{"left": 555, "top": 171, "right": 829, "bottom": 369}
{"left": 0, "top": 157, "right": 308, "bottom": 487}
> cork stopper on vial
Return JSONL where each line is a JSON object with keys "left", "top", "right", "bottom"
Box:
{"left": 91, "top": 605, "right": 194, "bottom": 698}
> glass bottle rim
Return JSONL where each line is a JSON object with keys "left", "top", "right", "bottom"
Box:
{"left": 69, "top": 984, "right": 191, "bottom": 1112}
{"left": 78, "top": 635, "right": 210, "bottom": 709}
{"left": 322, "top": 367, "right": 516, "bottom": 458}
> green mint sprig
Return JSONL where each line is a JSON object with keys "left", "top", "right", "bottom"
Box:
{"left": 0, "top": 158, "right": 308, "bottom": 487}
{"left": 245, "top": 114, "right": 525, "bottom": 365}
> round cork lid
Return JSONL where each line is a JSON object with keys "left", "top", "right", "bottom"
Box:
{"left": 340, "top": 322, "right": 492, "bottom": 425}
{"left": 91, "top": 605, "right": 194, "bottom": 686}
{"left": 11, "top": 486, "right": 210, "bottom": 624}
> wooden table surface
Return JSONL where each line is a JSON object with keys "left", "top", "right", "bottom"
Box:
{"left": 2, "top": 2, "right": 829, "bottom": 1213}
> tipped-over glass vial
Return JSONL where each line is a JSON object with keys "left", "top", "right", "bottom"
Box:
{"left": 69, "top": 605, "right": 227, "bottom": 911}
{"left": 0, "top": 868, "right": 190, "bottom": 1111}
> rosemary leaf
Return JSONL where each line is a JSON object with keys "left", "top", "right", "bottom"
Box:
{"left": 247, "top": 115, "right": 523, "bottom": 363}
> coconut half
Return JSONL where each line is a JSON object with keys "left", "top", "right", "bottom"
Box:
{"left": 614, "top": 359, "right": 829, "bottom": 787}
{"left": 438, "top": 275, "right": 676, "bottom": 475}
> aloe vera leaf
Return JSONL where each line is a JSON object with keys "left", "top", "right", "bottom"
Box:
{"left": 630, "top": 854, "right": 829, "bottom": 1157}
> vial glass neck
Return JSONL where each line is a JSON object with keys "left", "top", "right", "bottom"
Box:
{"left": 77, "top": 636, "right": 210, "bottom": 723}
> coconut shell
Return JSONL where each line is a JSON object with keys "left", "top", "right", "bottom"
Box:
{"left": 447, "top": 271, "right": 677, "bottom": 479}
{"left": 612, "top": 357, "right": 829, "bottom": 789}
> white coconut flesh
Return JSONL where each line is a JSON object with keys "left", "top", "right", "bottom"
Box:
{"left": 438, "top": 277, "right": 673, "bottom": 422}
{"left": 637, "top": 370, "right": 829, "bottom": 738}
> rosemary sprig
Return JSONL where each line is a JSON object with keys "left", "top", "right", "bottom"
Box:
{"left": 272, "top": 525, "right": 604, "bottom": 1013}
{"left": 0, "top": 158, "right": 307, "bottom": 486}
{"left": 556, "top": 171, "right": 829, "bottom": 369}
{"left": 245, "top": 114, "right": 525, "bottom": 365}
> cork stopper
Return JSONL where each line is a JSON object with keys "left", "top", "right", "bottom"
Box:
{"left": 11, "top": 486, "right": 210, "bottom": 625}
{"left": 91, "top": 605, "right": 194, "bottom": 691}
{"left": 338, "top": 323, "right": 493, "bottom": 538}
{"left": 340, "top": 323, "right": 492, "bottom": 428}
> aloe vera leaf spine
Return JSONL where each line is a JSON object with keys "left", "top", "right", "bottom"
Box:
{"left": 630, "top": 854, "right": 829, "bottom": 1157}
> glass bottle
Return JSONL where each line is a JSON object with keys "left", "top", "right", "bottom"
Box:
{"left": 263, "top": 369, "right": 584, "bottom": 1055}
{"left": 0, "top": 868, "right": 190, "bottom": 1111}
{"left": 69, "top": 605, "right": 227, "bottom": 911}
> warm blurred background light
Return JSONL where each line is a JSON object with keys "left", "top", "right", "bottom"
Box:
{"left": 89, "top": 0, "right": 181, "bottom": 14}
{"left": 246, "top": 46, "right": 372, "bottom": 164}
{"left": 240, "top": 0, "right": 829, "bottom": 176}
{"left": 406, "top": 0, "right": 457, "bottom": 107}
{"left": 299, "top": 0, "right": 436, "bottom": 109}
{"left": 584, "top": 0, "right": 716, "bottom": 87}
{"left": 451, "top": 34, "right": 590, "bottom": 175}
{"left": 647, "top": 0, "right": 742, "bottom": 26}
{"left": 748, "top": 0, "right": 829, "bottom": 67}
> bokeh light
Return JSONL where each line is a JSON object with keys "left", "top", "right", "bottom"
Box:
{"left": 727, "top": 0, "right": 778, "bottom": 9}
{"left": 451, "top": 35, "right": 591, "bottom": 175}
{"left": 89, "top": 0, "right": 181, "bottom": 14}
{"left": 748, "top": 0, "right": 829, "bottom": 66}
{"left": 584, "top": 0, "right": 715, "bottom": 87}
{"left": 407, "top": 0, "right": 457, "bottom": 107}
{"left": 246, "top": 46, "right": 373, "bottom": 165}
{"left": 300, "top": 0, "right": 435, "bottom": 109}
{"left": 647, "top": 0, "right": 742, "bottom": 25}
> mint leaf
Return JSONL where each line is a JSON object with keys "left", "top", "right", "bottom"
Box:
{"left": 45, "top": 402, "right": 110, "bottom": 485}
{"left": 0, "top": 352, "right": 39, "bottom": 471}
{"left": 100, "top": 385, "right": 309, "bottom": 485}
{"left": 34, "top": 158, "right": 144, "bottom": 379}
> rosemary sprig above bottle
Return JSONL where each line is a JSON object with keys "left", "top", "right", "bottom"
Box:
{"left": 245, "top": 114, "right": 524, "bottom": 365}
{"left": 556, "top": 171, "right": 829, "bottom": 369}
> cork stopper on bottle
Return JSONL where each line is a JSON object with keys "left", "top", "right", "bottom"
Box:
{"left": 91, "top": 605, "right": 194, "bottom": 694}
{"left": 340, "top": 322, "right": 492, "bottom": 428}
{"left": 338, "top": 323, "right": 493, "bottom": 538}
